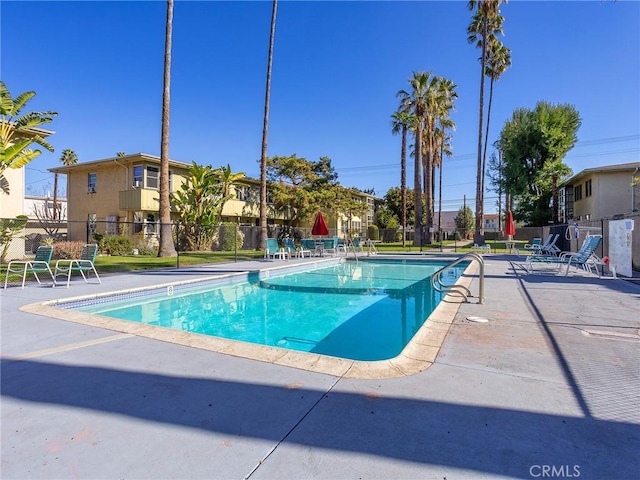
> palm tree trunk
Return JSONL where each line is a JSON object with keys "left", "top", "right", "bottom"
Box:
{"left": 481, "top": 76, "right": 495, "bottom": 209}
{"left": 474, "top": 24, "right": 488, "bottom": 245}
{"left": 438, "top": 143, "right": 443, "bottom": 244}
{"left": 260, "top": 0, "right": 277, "bottom": 250}
{"left": 413, "top": 124, "right": 423, "bottom": 247}
{"left": 401, "top": 125, "right": 407, "bottom": 248}
{"left": 158, "top": 0, "right": 177, "bottom": 257}
{"left": 52, "top": 173, "right": 58, "bottom": 221}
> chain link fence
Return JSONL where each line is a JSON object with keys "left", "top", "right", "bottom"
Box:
{"left": 2, "top": 214, "right": 638, "bottom": 272}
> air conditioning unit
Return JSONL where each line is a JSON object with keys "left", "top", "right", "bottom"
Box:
{"left": 87, "top": 186, "right": 96, "bottom": 194}
{"left": 133, "top": 180, "right": 142, "bottom": 188}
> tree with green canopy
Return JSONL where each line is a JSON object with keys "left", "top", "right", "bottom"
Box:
{"left": 497, "top": 101, "right": 581, "bottom": 226}
{"left": 266, "top": 154, "right": 339, "bottom": 225}
{"left": 0, "top": 81, "right": 57, "bottom": 195}
{"left": 454, "top": 206, "right": 474, "bottom": 240}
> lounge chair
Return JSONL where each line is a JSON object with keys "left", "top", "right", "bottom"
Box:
{"left": 523, "top": 234, "right": 552, "bottom": 254}
{"left": 264, "top": 238, "right": 289, "bottom": 260}
{"left": 539, "top": 234, "right": 560, "bottom": 256}
{"left": 322, "top": 238, "right": 338, "bottom": 256}
{"left": 526, "top": 235, "right": 603, "bottom": 276}
{"left": 54, "top": 243, "right": 101, "bottom": 288}
{"left": 351, "top": 237, "right": 363, "bottom": 252}
{"left": 283, "top": 238, "right": 311, "bottom": 258}
{"left": 4, "top": 245, "right": 55, "bottom": 289}
{"left": 300, "top": 239, "right": 321, "bottom": 256}
{"left": 523, "top": 237, "right": 542, "bottom": 252}
{"left": 557, "top": 235, "right": 603, "bottom": 277}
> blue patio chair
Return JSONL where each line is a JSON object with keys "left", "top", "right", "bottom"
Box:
{"left": 283, "top": 238, "right": 311, "bottom": 258}
{"left": 526, "top": 235, "right": 603, "bottom": 276}
{"left": 54, "top": 243, "right": 101, "bottom": 288}
{"left": 4, "top": 245, "right": 55, "bottom": 289}
{"left": 264, "top": 238, "right": 289, "bottom": 260}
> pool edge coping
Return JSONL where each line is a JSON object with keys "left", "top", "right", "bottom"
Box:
{"left": 19, "top": 257, "right": 476, "bottom": 379}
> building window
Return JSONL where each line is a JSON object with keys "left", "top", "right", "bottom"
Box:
{"left": 169, "top": 171, "right": 173, "bottom": 192}
{"left": 133, "top": 165, "right": 143, "bottom": 187}
{"left": 106, "top": 216, "right": 119, "bottom": 235}
{"left": 574, "top": 184, "right": 582, "bottom": 201}
{"left": 88, "top": 213, "right": 97, "bottom": 236}
{"left": 88, "top": 173, "right": 96, "bottom": 193}
{"left": 146, "top": 166, "right": 159, "bottom": 189}
{"left": 145, "top": 213, "right": 158, "bottom": 235}
{"left": 585, "top": 179, "right": 592, "bottom": 197}
{"left": 133, "top": 212, "right": 144, "bottom": 234}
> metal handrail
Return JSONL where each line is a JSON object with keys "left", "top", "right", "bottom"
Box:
{"left": 431, "top": 252, "right": 484, "bottom": 304}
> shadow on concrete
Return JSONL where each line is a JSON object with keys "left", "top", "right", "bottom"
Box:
{"left": 1, "top": 358, "right": 638, "bottom": 479}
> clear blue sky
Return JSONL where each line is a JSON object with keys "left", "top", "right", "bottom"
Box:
{"left": 2, "top": 0, "right": 639, "bottom": 213}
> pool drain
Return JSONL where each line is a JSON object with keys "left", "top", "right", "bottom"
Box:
{"left": 466, "top": 316, "right": 489, "bottom": 323}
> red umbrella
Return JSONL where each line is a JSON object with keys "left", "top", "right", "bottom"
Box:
{"left": 505, "top": 211, "right": 516, "bottom": 239}
{"left": 312, "top": 211, "right": 329, "bottom": 236}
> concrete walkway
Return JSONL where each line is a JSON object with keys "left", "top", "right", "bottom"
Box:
{"left": 1, "top": 254, "right": 639, "bottom": 479}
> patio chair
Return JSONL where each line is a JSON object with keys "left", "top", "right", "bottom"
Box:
{"left": 557, "top": 235, "right": 603, "bottom": 277}
{"left": 4, "top": 245, "right": 55, "bottom": 289}
{"left": 322, "top": 238, "right": 338, "bottom": 256}
{"left": 525, "top": 235, "right": 602, "bottom": 276}
{"left": 523, "top": 237, "right": 542, "bottom": 252}
{"left": 523, "top": 234, "right": 552, "bottom": 254}
{"left": 539, "top": 234, "right": 560, "bottom": 256}
{"left": 283, "top": 238, "right": 311, "bottom": 258}
{"left": 351, "top": 237, "right": 363, "bottom": 252}
{"left": 264, "top": 238, "right": 289, "bottom": 260}
{"left": 54, "top": 243, "right": 101, "bottom": 288}
{"left": 301, "top": 239, "right": 323, "bottom": 257}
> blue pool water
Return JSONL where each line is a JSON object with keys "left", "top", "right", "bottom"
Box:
{"left": 72, "top": 259, "right": 466, "bottom": 361}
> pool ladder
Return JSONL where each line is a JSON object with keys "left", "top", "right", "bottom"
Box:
{"left": 431, "top": 252, "right": 484, "bottom": 304}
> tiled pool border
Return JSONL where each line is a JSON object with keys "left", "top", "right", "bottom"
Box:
{"left": 20, "top": 255, "right": 477, "bottom": 379}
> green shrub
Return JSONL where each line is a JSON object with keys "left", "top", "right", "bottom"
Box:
{"left": 100, "top": 235, "right": 134, "bottom": 256}
{"left": 215, "top": 223, "right": 244, "bottom": 251}
{"left": 53, "top": 241, "right": 85, "bottom": 260}
{"left": 367, "top": 225, "right": 379, "bottom": 241}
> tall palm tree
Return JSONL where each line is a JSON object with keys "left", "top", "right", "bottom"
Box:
{"left": 0, "top": 81, "right": 57, "bottom": 195}
{"left": 158, "top": 0, "right": 177, "bottom": 257}
{"left": 54, "top": 149, "right": 77, "bottom": 220}
{"left": 481, "top": 39, "right": 510, "bottom": 203}
{"left": 260, "top": 0, "right": 277, "bottom": 250}
{"left": 397, "top": 72, "right": 433, "bottom": 247}
{"left": 390, "top": 110, "right": 414, "bottom": 247}
{"left": 467, "top": 0, "right": 505, "bottom": 244}
{"left": 419, "top": 75, "right": 457, "bottom": 245}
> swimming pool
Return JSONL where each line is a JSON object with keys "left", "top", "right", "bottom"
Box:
{"left": 63, "top": 259, "right": 467, "bottom": 362}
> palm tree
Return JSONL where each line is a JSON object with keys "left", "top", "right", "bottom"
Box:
{"left": 54, "top": 149, "right": 77, "bottom": 220}
{"left": 0, "top": 81, "right": 57, "bottom": 194}
{"left": 158, "top": 0, "right": 177, "bottom": 257}
{"left": 467, "top": 0, "right": 505, "bottom": 244}
{"left": 481, "top": 39, "right": 511, "bottom": 204}
{"left": 260, "top": 0, "right": 278, "bottom": 251}
{"left": 397, "top": 71, "right": 435, "bottom": 247}
{"left": 390, "top": 110, "right": 414, "bottom": 247}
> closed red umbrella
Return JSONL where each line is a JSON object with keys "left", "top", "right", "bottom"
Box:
{"left": 505, "top": 211, "right": 516, "bottom": 239}
{"left": 312, "top": 211, "right": 329, "bottom": 236}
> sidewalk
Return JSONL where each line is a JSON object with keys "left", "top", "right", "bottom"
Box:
{"left": 1, "top": 254, "right": 639, "bottom": 479}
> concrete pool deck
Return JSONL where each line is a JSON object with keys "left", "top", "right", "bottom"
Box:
{"left": 1, "top": 254, "right": 639, "bottom": 479}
